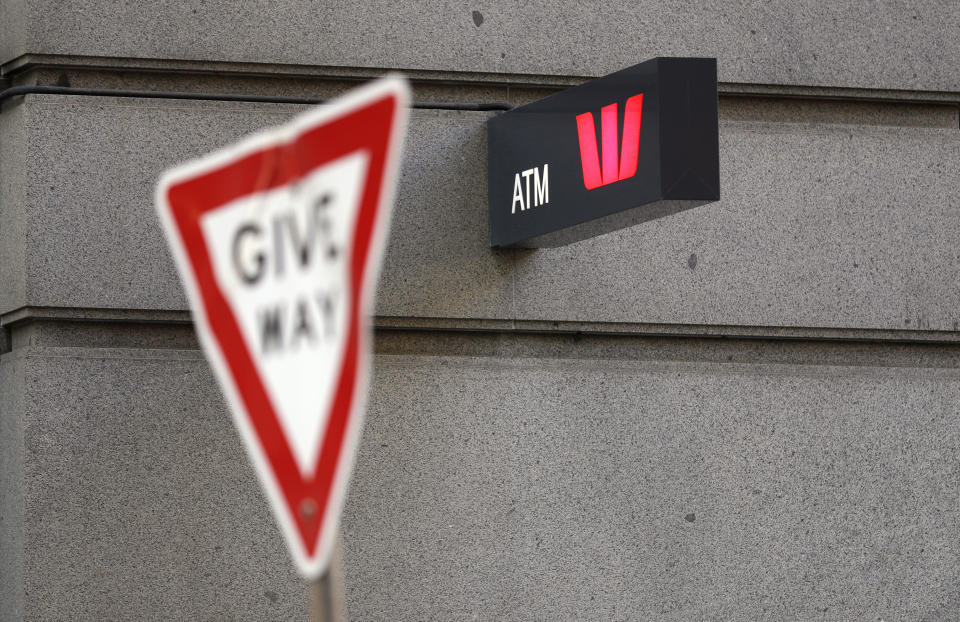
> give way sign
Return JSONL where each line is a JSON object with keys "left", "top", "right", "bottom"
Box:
{"left": 154, "top": 76, "right": 410, "bottom": 578}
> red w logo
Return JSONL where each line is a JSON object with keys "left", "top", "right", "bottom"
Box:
{"left": 575, "top": 94, "right": 644, "bottom": 190}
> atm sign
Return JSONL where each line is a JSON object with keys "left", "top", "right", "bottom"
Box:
{"left": 488, "top": 57, "right": 720, "bottom": 248}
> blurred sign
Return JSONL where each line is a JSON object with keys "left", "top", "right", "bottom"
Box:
{"left": 488, "top": 57, "right": 719, "bottom": 247}
{"left": 155, "top": 76, "right": 409, "bottom": 578}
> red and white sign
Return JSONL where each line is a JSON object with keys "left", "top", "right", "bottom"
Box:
{"left": 154, "top": 76, "right": 410, "bottom": 578}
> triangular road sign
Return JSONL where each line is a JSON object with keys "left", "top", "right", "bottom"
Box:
{"left": 155, "top": 76, "right": 410, "bottom": 578}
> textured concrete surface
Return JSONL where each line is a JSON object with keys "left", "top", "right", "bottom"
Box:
{"left": 19, "top": 346, "right": 305, "bottom": 621}
{"left": 378, "top": 109, "right": 514, "bottom": 318}
{"left": 513, "top": 121, "right": 960, "bottom": 332}
{"left": 9, "top": 96, "right": 300, "bottom": 314}
{"left": 719, "top": 98, "right": 959, "bottom": 129}
{"left": 11, "top": 320, "right": 198, "bottom": 351}
{"left": 9, "top": 340, "right": 959, "bottom": 620}
{"left": 0, "top": 351, "right": 25, "bottom": 622}
{"left": 3, "top": 2, "right": 960, "bottom": 92}
{"left": 4, "top": 95, "right": 960, "bottom": 334}
{"left": 0, "top": 103, "right": 27, "bottom": 314}
{"left": 357, "top": 354, "right": 960, "bottom": 621}
{"left": 352, "top": 354, "right": 960, "bottom": 621}
{"left": 373, "top": 329, "right": 960, "bottom": 371}
{"left": 0, "top": 0, "right": 25, "bottom": 69}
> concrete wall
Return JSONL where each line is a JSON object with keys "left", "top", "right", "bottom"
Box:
{"left": 0, "top": 348, "right": 25, "bottom": 622}
{"left": 3, "top": 2, "right": 960, "bottom": 92}
{"left": 3, "top": 96, "right": 959, "bottom": 332}
{"left": 2, "top": 1, "right": 960, "bottom": 620}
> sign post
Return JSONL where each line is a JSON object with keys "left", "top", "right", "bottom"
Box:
{"left": 310, "top": 533, "right": 347, "bottom": 622}
{"left": 155, "top": 76, "right": 410, "bottom": 617}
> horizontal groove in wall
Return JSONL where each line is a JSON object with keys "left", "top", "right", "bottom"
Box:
{"left": 719, "top": 96, "right": 957, "bottom": 129}
{"left": 374, "top": 317, "right": 960, "bottom": 344}
{"left": 3, "top": 307, "right": 960, "bottom": 344}
{"left": 4, "top": 54, "right": 960, "bottom": 102}
{"left": 3, "top": 55, "right": 958, "bottom": 128}
{"left": 5, "top": 318, "right": 960, "bottom": 371}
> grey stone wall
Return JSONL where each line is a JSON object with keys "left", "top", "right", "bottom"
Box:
{"left": 0, "top": 104, "right": 26, "bottom": 313}
{"left": 3, "top": 96, "right": 959, "bottom": 333}
{"left": 2, "top": 1, "right": 959, "bottom": 620}
{"left": 0, "top": 349, "right": 25, "bottom": 622}
{"left": 3, "top": 2, "right": 960, "bottom": 91}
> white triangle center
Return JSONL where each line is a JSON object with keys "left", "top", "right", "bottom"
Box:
{"left": 201, "top": 150, "right": 369, "bottom": 476}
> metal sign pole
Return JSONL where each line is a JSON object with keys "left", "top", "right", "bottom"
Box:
{"left": 310, "top": 573, "right": 335, "bottom": 622}
{"left": 310, "top": 534, "right": 347, "bottom": 622}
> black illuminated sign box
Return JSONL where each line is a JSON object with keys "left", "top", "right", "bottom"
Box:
{"left": 488, "top": 57, "right": 719, "bottom": 247}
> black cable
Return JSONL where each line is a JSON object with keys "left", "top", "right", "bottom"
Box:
{"left": 0, "top": 84, "right": 513, "bottom": 111}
